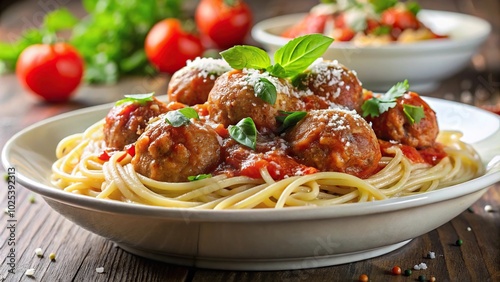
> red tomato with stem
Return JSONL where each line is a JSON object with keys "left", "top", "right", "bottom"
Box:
{"left": 145, "top": 19, "right": 204, "bottom": 74}
{"left": 195, "top": 0, "right": 253, "bottom": 49}
{"left": 16, "top": 42, "right": 84, "bottom": 102}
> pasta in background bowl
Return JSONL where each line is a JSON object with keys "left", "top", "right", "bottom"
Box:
{"left": 252, "top": 10, "right": 491, "bottom": 92}
{"left": 2, "top": 96, "right": 500, "bottom": 270}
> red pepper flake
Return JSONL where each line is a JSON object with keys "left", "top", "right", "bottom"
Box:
{"left": 98, "top": 151, "right": 111, "bottom": 161}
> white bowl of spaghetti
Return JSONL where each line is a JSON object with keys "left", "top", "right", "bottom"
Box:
{"left": 252, "top": 10, "right": 491, "bottom": 93}
{"left": 2, "top": 96, "right": 500, "bottom": 270}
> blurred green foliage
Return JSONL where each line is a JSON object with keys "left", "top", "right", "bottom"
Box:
{"left": 0, "top": 0, "right": 182, "bottom": 84}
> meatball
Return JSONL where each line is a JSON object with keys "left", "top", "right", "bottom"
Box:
{"left": 207, "top": 69, "right": 304, "bottom": 131}
{"left": 104, "top": 97, "right": 169, "bottom": 150}
{"left": 366, "top": 91, "right": 438, "bottom": 148}
{"left": 131, "top": 116, "right": 221, "bottom": 182}
{"left": 299, "top": 59, "right": 364, "bottom": 113}
{"left": 167, "top": 57, "right": 231, "bottom": 105}
{"left": 286, "top": 108, "right": 381, "bottom": 179}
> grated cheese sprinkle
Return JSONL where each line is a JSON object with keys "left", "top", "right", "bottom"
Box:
{"left": 186, "top": 57, "right": 231, "bottom": 80}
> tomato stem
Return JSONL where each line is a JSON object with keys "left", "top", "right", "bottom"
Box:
{"left": 223, "top": 0, "right": 238, "bottom": 7}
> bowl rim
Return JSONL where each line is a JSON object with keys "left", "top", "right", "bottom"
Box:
{"left": 251, "top": 9, "right": 492, "bottom": 53}
{"left": 2, "top": 97, "right": 500, "bottom": 222}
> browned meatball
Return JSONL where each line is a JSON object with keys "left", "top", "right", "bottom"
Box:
{"left": 167, "top": 57, "right": 231, "bottom": 105}
{"left": 207, "top": 69, "right": 304, "bottom": 131}
{"left": 286, "top": 108, "right": 381, "bottom": 179}
{"left": 103, "top": 97, "right": 169, "bottom": 150}
{"left": 131, "top": 116, "right": 221, "bottom": 182}
{"left": 366, "top": 91, "right": 438, "bottom": 148}
{"left": 299, "top": 59, "right": 364, "bottom": 113}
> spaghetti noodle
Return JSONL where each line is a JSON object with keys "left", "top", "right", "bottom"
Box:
{"left": 51, "top": 117, "right": 483, "bottom": 209}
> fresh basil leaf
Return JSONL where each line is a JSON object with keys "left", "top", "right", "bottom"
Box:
{"left": 165, "top": 107, "right": 199, "bottom": 127}
{"left": 178, "top": 107, "right": 200, "bottom": 120}
{"left": 273, "top": 34, "right": 333, "bottom": 78}
{"left": 220, "top": 45, "right": 271, "bottom": 70}
{"left": 403, "top": 104, "right": 425, "bottom": 125}
{"left": 188, "top": 174, "right": 212, "bottom": 181}
{"left": 266, "top": 63, "right": 287, "bottom": 78}
{"left": 115, "top": 92, "right": 155, "bottom": 105}
{"left": 276, "top": 111, "right": 307, "bottom": 131}
{"left": 254, "top": 77, "right": 277, "bottom": 105}
{"left": 228, "top": 117, "right": 257, "bottom": 150}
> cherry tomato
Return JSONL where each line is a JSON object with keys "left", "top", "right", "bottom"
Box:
{"left": 195, "top": 0, "right": 253, "bottom": 49}
{"left": 16, "top": 43, "right": 84, "bottom": 102}
{"left": 381, "top": 7, "right": 420, "bottom": 31}
{"left": 145, "top": 19, "right": 204, "bottom": 74}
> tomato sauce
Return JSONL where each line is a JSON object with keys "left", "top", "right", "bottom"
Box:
{"left": 379, "top": 140, "right": 447, "bottom": 165}
{"left": 216, "top": 137, "right": 318, "bottom": 180}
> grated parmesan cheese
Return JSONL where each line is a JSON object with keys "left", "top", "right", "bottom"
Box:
{"left": 186, "top": 57, "right": 231, "bottom": 80}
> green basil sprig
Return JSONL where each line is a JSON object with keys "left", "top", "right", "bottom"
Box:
{"left": 220, "top": 34, "right": 334, "bottom": 106}
{"left": 228, "top": 117, "right": 257, "bottom": 150}
{"left": 115, "top": 92, "right": 155, "bottom": 106}
{"left": 221, "top": 34, "right": 333, "bottom": 79}
{"left": 165, "top": 107, "right": 199, "bottom": 127}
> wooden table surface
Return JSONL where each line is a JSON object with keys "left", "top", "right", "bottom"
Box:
{"left": 1, "top": 0, "right": 499, "bottom": 281}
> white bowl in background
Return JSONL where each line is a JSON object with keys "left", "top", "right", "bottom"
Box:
{"left": 2, "top": 97, "right": 500, "bottom": 271}
{"left": 252, "top": 10, "right": 491, "bottom": 93}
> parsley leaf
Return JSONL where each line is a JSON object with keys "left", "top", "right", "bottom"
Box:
{"left": 228, "top": 117, "right": 257, "bottom": 150}
{"left": 115, "top": 92, "right": 155, "bottom": 106}
{"left": 403, "top": 104, "right": 425, "bottom": 125}
{"left": 165, "top": 107, "right": 199, "bottom": 127}
{"left": 361, "top": 80, "right": 410, "bottom": 118}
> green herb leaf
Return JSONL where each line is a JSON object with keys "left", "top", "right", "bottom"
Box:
{"left": 276, "top": 111, "right": 307, "bottom": 132}
{"left": 115, "top": 92, "right": 155, "bottom": 106}
{"left": 178, "top": 107, "right": 200, "bottom": 120}
{"left": 361, "top": 80, "right": 410, "bottom": 117}
{"left": 254, "top": 77, "right": 277, "bottom": 105}
{"left": 403, "top": 104, "right": 425, "bottom": 125}
{"left": 273, "top": 34, "right": 334, "bottom": 77}
{"left": 220, "top": 45, "right": 271, "bottom": 70}
{"left": 44, "top": 8, "right": 79, "bottom": 32}
{"left": 228, "top": 117, "right": 257, "bottom": 150}
{"left": 266, "top": 63, "right": 287, "bottom": 78}
{"left": 165, "top": 107, "right": 199, "bottom": 127}
{"left": 406, "top": 1, "right": 421, "bottom": 15}
{"left": 369, "top": 0, "right": 398, "bottom": 13}
{"left": 188, "top": 174, "right": 212, "bottom": 181}
{"left": 372, "top": 25, "right": 391, "bottom": 36}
